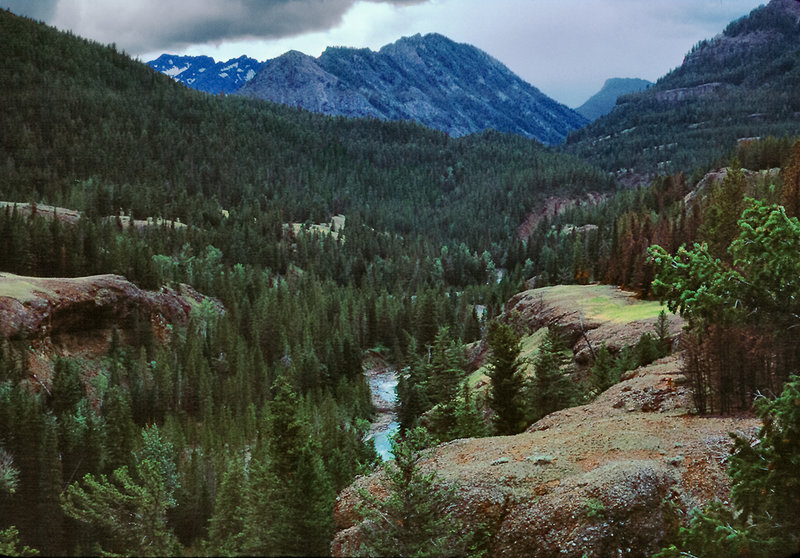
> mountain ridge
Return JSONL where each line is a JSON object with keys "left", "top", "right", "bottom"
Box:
{"left": 148, "top": 33, "right": 587, "bottom": 144}
{"left": 147, "top": 53, "right": 262, "bottom": 95}
{"left": 575, "top": 77, "right": 652, "bottom": 121}
{"left": 565, "top": 0, "right": 800, "bottom": 173}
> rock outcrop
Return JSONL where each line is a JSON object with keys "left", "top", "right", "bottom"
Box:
{"left": 0, "top": 273, "right": 220, "bottom": 388}
{"left": 505, "top": 284, "right": 684, "bottom": 364}
{"left": 332, "top": 285, "right": 757, "bottom": 556}
{"left": 332, "top": 353, "right": 759, "bottom": 556}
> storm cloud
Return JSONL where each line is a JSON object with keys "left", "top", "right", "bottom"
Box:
{"left": 1, "top": 0, "right": 765, "bottom": 106}
{"left": 2, "top": 0, "right": 428, "bottom": 56}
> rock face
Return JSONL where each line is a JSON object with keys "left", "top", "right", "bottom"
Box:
{"left": 682, "top": 0, "right": 800, "bottom": 70}
{"left": 332, "top": 285, "right": 758, "bottom": 556}
{"left": 236, "top": 33, "right": 587, "bottom": 144}
{"left": 654, "top": 82, "right": 729, "bottom": 104}
{"left": 333, "top": 354, "right": 760, "bottom": 556}
{"left": 0, "top": 273, "right": 219, "bottom": 387}
{"left": 238, "top": 50, "right": 382, "bottom": 118}
{"left": 575, "top": 77, "right": 652, "bottom": 121}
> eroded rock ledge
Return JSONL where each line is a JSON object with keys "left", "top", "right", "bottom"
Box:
{"left": 332, "top": 286, "right": 757, "bottom": 556}
{"left": 0, "top": 273, "right": 220, "bottom": 386}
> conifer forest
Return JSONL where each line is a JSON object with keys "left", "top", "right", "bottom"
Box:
{"left": 2, "top": 4, "right": 800, "bottom": 557}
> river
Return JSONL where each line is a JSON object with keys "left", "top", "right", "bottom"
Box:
{"left": 365, "top": 364, "right": 399, "bottom": 461}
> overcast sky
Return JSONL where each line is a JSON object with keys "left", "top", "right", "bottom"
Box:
{"left": 2, "top": 0, "right": 767, "bottom": 107}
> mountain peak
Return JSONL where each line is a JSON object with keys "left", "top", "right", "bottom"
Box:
{"left": 575, "top": 78, "right": 652, "bottom": 121}
{"left": 147, "top": 53, "right": 262, "bottom": 94}
{"left": 239, "top": 33, "right": 586, "bottom": 143}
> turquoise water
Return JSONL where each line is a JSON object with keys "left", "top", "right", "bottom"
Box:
{"left": 367, "top": 371, "right": 399, "bottom": 460}
{"left": 373, "top": 420, "right": 400, "bottom": 460}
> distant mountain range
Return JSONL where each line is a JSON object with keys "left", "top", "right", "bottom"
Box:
{"left": 575, "top": 78, "right": 652, "bottom": 121}
{"left": 148, "top": 34, "right": 587, "bottom": 144}
{"left": 566, "top": 0, "right": 800, "bottom": 173}
{"left": 147, "top": 54, "right": 262, "bottom": 95}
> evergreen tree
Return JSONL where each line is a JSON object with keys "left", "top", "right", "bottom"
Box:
{"left": 698, "top": 164, "right": 747, "bottom": 260}
{"left": 527, "top": 328, "right": 578, "bottom": 423}
{"left": 425, "top": 327, "right": 468, "bottom": 438}
{"left": 101, "top": 386, "right": 137, "bottom": 474}
{"left": 657, "top": 376, "right": 800, "bottom": 558}
{"left": 632, "top": 332, "right": 661, "bottom": 368}
{"left": 449, "top": 383, "right": 488, "bottom": 440}
{"left": 245, "top": 377, "right": 334, "bottom": 556}
{"left": 61, "top": 459, "right": 181, "bottom": 557}
{"left": 207, "top": 455, "right": 248, "bottom": 557}
{"left": 780, "top": 139, "right": 800, "bottom": 219}
{"left": 356, "top": 428, "right": 477, "bottom": 557}
{"left": 486, "top": 320, "right": 525, "bottom": 435}
{"left": 0, "top": 526, "right": 38, "bottom": 557}
{"left": 589, "top": 343, "right": 617, "bottom": 395}
{"left": 654, "top": 309, "right": 672, "bottom": 357}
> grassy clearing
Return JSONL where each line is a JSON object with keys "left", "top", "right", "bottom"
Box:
{"left": 534, "top": 284, "right": 670, "bottom": 323}
{"left": 0, "top": 274, "right": 54, "bottom": 302}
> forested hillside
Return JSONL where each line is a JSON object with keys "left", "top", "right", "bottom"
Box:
{"left": 565, "top": 0, "right": 800, "bottom": 174}
{"left": 3, "top": 3, "right": 800, "bottom": 556}
{"left": 0, "top": 9, "right": 609, "bottom": 556}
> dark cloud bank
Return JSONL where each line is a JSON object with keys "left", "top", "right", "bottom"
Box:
{"left": 2, "top": 0, "right": 426, "bottom": 55}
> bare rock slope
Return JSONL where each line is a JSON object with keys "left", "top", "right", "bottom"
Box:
{"left": 237, "top": 33, "right": 587, "bottom": 144}
{"left": 333, "top": 286, "right": 759, "bottom": 557}
{"left": 0, "top": 273, "right": 218, "bottom": 388}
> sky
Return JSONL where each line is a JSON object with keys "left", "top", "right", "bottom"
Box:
{"left": 2, "top": 0, "right": 768, "bottom": 107}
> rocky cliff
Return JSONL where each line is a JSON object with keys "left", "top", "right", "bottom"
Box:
{"left": 332, "top": 286, "right": 759, "bottom": 557}
{"left": 0, "top": 272, "right": 219, "bottom": 389}
{"left": 236, "top": 33, "right": 587, "bottom": 144}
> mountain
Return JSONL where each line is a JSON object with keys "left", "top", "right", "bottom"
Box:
{"left": 0, "top": 10, "right": 612, "bottom": 252}
{"left": 565, "top": 0, "right": 800, "bottom": 174}
{"left": 575, "top": 77, "right": 652, "bottom": 121}
{"left": 146, "top": 54, "right": 262, "bottom": 94}
{"left": 235, "top": 33, "right": 588, "bottom": 144}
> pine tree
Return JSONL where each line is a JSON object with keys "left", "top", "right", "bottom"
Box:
{"left": 207, "top": 455, "right": 248, "bottom": 557}
{"left": 101, "top": 386, "right": 137, "bottom": 474}
{"left": 61, "top": 459, "right": 181, "bottom": 557}
{"left": 486, "top": 320, "right": 525, "bottom": 435}
{"left": 245, "top": 377, "right": 335, "bottom": 556}
{"left": 780, "top": 139, "right": 800, "bottom": 219}
{"left": 589, "top": 343, "right": 617, "bottom": 395}
{"left": 654, "top": 309, "right": 672, "bottom": 357}
{"left": 450, "top": 383, "right": 488, "bottom": 440}
{"left": 356, "top": 428, "right": 476, "bottom": 557}
{"left": 528, "top": 328, "right": 578, "bottom": 423}
{"left": 0, "top": 526, "right": 38, "bottom": 557}
{"left": 657, "top": 376, "right": 800, "bottom": 558}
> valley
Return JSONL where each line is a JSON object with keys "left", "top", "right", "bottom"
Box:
{"left": 2, "top": 1, "right": 800, "bottom": 556}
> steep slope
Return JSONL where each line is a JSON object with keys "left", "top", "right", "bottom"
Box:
{"left": 147, "top": 54, "right": 262, "bottom": 94}
{"left": 236, "top": 33, "right": 587, "bottom": 144}
{"left": 237, "top": 50, "right": 381, "bottom": 118}
{"left": 565, "top": 0, "right": 800, "bottom": 174}
{"left": 575, "top": 77, "right": 652, "bottom": 121}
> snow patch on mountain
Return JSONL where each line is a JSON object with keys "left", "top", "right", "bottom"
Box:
{"left": 164, "top": 65, "right": 189, "bottom": 77}
{"left": 146, "top": 54, "right": 263, "bottom": 95}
